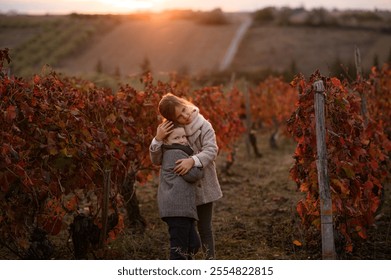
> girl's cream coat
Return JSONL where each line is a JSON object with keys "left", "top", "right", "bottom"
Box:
{"left": 150, "top": 109, "right": 222, "bottom": 205}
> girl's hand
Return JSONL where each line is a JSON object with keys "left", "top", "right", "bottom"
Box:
{"left": 174, "top": 158, "right": 195, "bottom": 175}
{"left": 155, "top": 121, "right": 174, "bottom": 141}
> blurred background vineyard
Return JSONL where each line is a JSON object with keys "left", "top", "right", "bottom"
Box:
{"left": 1, "top": 7, "right": 391, "bottom": 88}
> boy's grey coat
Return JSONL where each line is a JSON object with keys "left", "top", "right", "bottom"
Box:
{"left": 158, "top": 147, "right": 203, "bottom": 220}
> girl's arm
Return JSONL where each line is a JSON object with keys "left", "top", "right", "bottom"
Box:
{"left": 174, "top": 122, "right": 218, "bottom": 175}
{"left": 182, "top": 166, "right": 204, "bottom": 183}
{"left": 163, "top": 150, "right": 203, "bottom": 182}
{"left": 149, "top": 138, "right": 163, "bottom": 165}
{"left": 195, "top": 124, "right": 218, "bottom": 167}
{"left": 149, "top": 121, "right": 174, "bottom": 165}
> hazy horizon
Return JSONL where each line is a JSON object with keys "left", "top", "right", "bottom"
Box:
{"left": 1, "top": 0, "right": 391, "bottom": 15}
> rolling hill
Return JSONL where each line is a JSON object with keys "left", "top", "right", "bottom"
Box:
{"left": 1, "top": 8, "right": 391, "bottom": 83}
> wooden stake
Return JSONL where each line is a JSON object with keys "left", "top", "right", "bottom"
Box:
{"left": 313, "top": 80, "right": 336, "bottom": 260}
{"left": 100, "top": 169, "right": 111, "bottom": 248}
{"left": 355, "top": 46, "right": 369, "bottom": 126}
{"left": 244, "top": 82, "right": 252, "bottom": 157}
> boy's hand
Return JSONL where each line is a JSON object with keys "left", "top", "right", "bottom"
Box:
{"left": 174, "top": 158, "right": 195, "bottom": 175}
{"left": 155, "top": 121, "right": 174, "bottom": 141}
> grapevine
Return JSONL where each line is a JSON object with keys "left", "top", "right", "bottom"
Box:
{"left": 287, "top": 70, "right": 390, "bottom": 253}
{"left": 0, "top": 50, "right": 246, "bottom": 258}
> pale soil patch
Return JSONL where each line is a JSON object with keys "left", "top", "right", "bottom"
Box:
{"left": 59, "top": 14, "right": 248, "bottom": 78}
{"left": 230, "top": 26, "right": 391, "bottom": 77}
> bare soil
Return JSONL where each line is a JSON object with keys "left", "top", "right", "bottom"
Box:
{"left": 59, "top": 13, "right": 246, "bottom": 78}
{"left": 230, "top": 25, "right": 391, "bottom": 77}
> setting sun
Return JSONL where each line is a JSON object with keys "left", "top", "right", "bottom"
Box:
{"left": 97, "top": 0, "right": 164, "bottom": 12}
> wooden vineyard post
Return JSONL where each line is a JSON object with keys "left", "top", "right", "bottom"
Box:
{"left": 313, "top": 80, "right": 336, "bottom": 260}
{"left": 355, "top": 46, "right": 369, "bottom": 126}
{"left": 100, "top": 169, "right": 111, "bottom": 248}
{"left": 244, "top": 83, "right": 252, "bottom": 157}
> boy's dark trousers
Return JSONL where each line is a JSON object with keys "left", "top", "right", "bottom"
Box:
{"left": 163, "top": 217, "right": 201, "bottom": 260}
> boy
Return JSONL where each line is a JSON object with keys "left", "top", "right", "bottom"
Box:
{"left": 151, "top": 124, "right": 203, "bottom": 260}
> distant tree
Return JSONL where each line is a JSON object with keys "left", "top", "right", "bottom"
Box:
{"left": 253, "top": 7, "right": 275, "bottom": 24}
{"left": 305, "top": 8, "right": 337, "bottom": 27}
{"left": 197, "top": 8, "right": 229, "bottom": 25}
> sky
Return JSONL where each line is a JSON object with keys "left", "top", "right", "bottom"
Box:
{"left": 1, "top": 0, "right": 391, "bottom": 15}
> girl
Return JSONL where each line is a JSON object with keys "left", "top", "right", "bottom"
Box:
{"left": 150, "top": 93, "right": 222, "bottom": 259}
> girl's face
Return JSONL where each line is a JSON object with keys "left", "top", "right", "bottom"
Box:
{"left": 165, "top": 127, "right": 188, "bottom": 145}
{"left": 174, "top": 105, "right": 196, "bottom": 125}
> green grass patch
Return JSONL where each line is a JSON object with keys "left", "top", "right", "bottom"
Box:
{"left": 2, "top": 14, "right": 120, "bottom": 77}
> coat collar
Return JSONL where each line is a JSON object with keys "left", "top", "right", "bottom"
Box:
{"left": 162, "top": 143, "right": 194, "bottom": 156}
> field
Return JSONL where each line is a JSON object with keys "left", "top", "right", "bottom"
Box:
{"left": 59, "top": 13, "right": 247, "bottom": 78}
{"left": 1, "top": 10, "right": 391, "bottom": 84}
{"left": 231, "top": 25, "right": 391, "bottom": 77}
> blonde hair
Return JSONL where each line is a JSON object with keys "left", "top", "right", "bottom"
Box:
{"left": 158, "top": 93, "right": 193, "bottom": 122}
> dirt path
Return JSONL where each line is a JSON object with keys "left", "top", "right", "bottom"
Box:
{"left": 213, "top": 133, "right": 303, "bottom": 259}
{"left": 219, "top": 14, "right": 252, "bottom": 71}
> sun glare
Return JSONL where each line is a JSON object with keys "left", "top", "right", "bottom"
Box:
{"left": 97, "top": 0, "right": 165, "bottom": 12}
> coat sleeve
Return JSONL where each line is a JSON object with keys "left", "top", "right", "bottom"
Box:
{"left": 182, "top": 167, "right": 204, "bottom": 183}
{"left": 195, "top": 122, "right": 219, "bottom": 168}
{"left": 163, "top": 150, "right": 204, "bottom": 183}
{"left": 149, "top": 140, "right": 163, "bottom": 165}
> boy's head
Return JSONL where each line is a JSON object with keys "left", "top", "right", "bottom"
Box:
{"left": 164, "top": 126, "right": 188, "bottom": 146}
